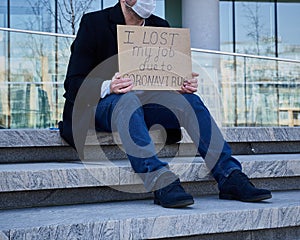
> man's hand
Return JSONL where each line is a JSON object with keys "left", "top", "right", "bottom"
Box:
{"left": 180, "top": 72, "right": 199, "bottom": 94}
{"left": 110, "top": 72, "right": 134, "bottom": 94}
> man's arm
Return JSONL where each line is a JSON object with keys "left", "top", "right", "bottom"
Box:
{"left": 64, "top": 14, "right": 98, "bottom": 103}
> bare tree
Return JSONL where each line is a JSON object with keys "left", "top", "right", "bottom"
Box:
{"left": 22, "top": 0, "right": 98, "bottom": 78}
{"left": 38, "top": 0, "right": 97, "bottom": 35}
{"left": 11, "top": 0, "right": 98, "bottom": 128}
{"left": 242, "top": 2, "right": 266, "bottom": 55}
{"left": 60, "top": 0, "right": 97, "bottom": 34}
{"left": 25, "top": 1, "right": 53, "bottom": 32}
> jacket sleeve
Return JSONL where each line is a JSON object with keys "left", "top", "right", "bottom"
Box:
{"left": 63, "top": 14, "right": 98, "bottom": 103}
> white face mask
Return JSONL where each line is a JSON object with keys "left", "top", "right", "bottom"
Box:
{"left": 125, "top": 0, "right": 156, "bottom": 19}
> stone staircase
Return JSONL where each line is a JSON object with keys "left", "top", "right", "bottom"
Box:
{"left": 0, "top": 127, "right": 299, "bottom": 240}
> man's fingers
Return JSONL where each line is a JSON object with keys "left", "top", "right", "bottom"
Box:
{"left": 111, "top": 77, "right": 133, "bottom": 94}
{"left": 120, "top": 84, "right": 134, "bottom": 93}
{"left": 117, "top": 80, "right": 133, "bottom": 89}
{"left": 192, "top": 72, "right": 199, "bottom": 77}
{"left": 181, "top": 84, "right": 197, "bottom": 94}
{"left": 184, "top": 80, "right": 198, "bottom": 88}
{"left": 113, "top": 77, "right": 131, "bottom": 84}
{"left": 115, "top": 84, "right": 133, "bottom": 94}
{"left": 113, "top": 72, "right": 121, "bottom": 79}
{"left": 112, "top": 78, "right": 132, "bottom": 88}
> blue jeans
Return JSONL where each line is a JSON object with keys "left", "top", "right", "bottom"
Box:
{"left": 95, "top": 91, "right": 241, "bottom": 191}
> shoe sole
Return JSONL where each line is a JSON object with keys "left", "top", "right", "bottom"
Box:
{"left": 219, "top": 193, "right": 272, "bottom": 202}
{"left": 154, "top": 199, "right": 194, "bottom": 208}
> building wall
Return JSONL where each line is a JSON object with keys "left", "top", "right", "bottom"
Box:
{"left": 1, "top": 0, "right": 299, "bottom": 59}
{"left": 0, "top": 0, "right": 299, "bottom": 128}
{"left": 219, "top": 1, "right": 300, "bottom": 60}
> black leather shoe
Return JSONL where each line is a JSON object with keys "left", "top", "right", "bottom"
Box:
{"left": 219, "top": 170, "right": 272, "bottom": 202}
{"left": 154, "top": 179, "right": 194, "bottom": 208}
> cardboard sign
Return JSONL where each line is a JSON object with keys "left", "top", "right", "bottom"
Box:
{"left": 117, "top": 25, "right": 192, "bottom": 90}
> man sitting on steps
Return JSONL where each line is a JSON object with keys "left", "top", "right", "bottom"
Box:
{"left": 59, "top": 0, "right": 272, "bottom": 208}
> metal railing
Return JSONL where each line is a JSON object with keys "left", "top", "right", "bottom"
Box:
{"left": 191, "top": 48, "right": 300, "bottom": 127}
{"left": 3, "top": 28, "right": 298, "bottom": 64}
{"left": 191, "top": 48, "right": 300, "bottom": 64}
{"left": 0, "top": 27, "right": 76, "bottom": 38}
{"left": 0, "top": 28, "right": 74, "bottom": 128}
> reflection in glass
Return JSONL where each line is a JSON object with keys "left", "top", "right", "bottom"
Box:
{"left": 0, "top": 29, "right": 299, "bottom": 129}
{"left": 278, "top": 2, "right": 300, "bottom": 60}
{"left": 220, "top": 1, "right": 233, "bottom": 52}
{"left": 192, "top": 50, "right": 300, "bottom": 127}
{"left": 56, "top": 0, "right": 100, "bottom": 35}
{"left": 10, "top": 0, "right": 55, "bottom": 32}
{"left": 1, "top": 1, "right": 300, "bottom": 129}
{"left": 7, "top": 0, "right": 166, "bottom": 35}
{"left": 0, "top": 0, "right": 7, "bottom": 28}
{"left": 8, "top": 0, "right": 101, "bottom": 35}
{"left": 235, "top": 1, "right": 275, "bottom": 56}
{"left": 0, "top": 30, "right": 72, "bottom": 128}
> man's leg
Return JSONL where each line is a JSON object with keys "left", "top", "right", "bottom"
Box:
{"left": 95, "top": 92, "right": 194, "bottom": 207}
{"left": 179, "top": 93, "right": 272, "bottom": 202}
{"left": 179, "top": 94, "right": 242, "bottom": 185}
{"left": 139, "top": 91, "right": 271, "bottom": 202}
{"left": 135, "top": 91, "right": 240, "bottom": 182}
{"left": 95, "top": 93, "right": 168, "bottom": 181}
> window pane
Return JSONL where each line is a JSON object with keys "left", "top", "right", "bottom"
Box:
{"left": 0, "top": 1, "right": 8, "bottom": 128}
{"left": 235, "top": 1, "right": 275, "bottom": 56}
{"left": 278, "top": 2, "right": 300, "bottom": 60}
{"left": 10, "top": 0, "right": 55, "bottom": 32}
{"left": 155, "top": 0, "right": 165, "bottom": 18}
{"left": 220, "top": 1, "right": 233, "bottom": 52}
{"left": 0, "top": 0, "right": 7, "bottom": 28}
{"left": 103, "top": 0, "right": 117, "bottom": 8}
{"left": 57, "top": 0, "right": 100, "bottom": 35}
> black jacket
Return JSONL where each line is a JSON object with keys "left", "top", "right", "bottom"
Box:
{"left": 59, "top": 3, "right": 181, "bottom": 158}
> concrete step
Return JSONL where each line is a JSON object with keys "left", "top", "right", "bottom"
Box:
{"left": 0, "top": 154, "right": 299, "bottom": 209}
{"left": 0, "top": 127, "right": 299, "bottom": 163}
{"left": 0, "top": 190, "right": 299, "bottom": 240}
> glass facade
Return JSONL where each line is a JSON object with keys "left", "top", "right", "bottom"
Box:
{"left": 10, "top": 0, "right": 54, "bottom": 32}
{"left": 278, "top": 2, "right": 300, "bottom": 60}
{"left": 219, "top": 0, "right": 300, "bottom": 127}
{"left": 0, "top": 0, "right": 165, "bottom": 129}
{"left": 235, "top": 1, "right": 275, "bottom": 56}
{"left": 0, "top": 0, "right": 299, "bottom": 129}
{"left": 192, "top": 50, "right": 300, "bottom": 127}
{"left": 220, "top": 0, "right": 300, "bottom": 60}
{"left": 1, "top": 0, "right": 165, "bottom": 34}
{"left": 0, "top": 1, "right": 7, "bottom": 28}
{"left": 219, "top": 1, "right": 233, "bottom": 52}
{"left": 0, "top": 31, "right": 74, "bottom": 129}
